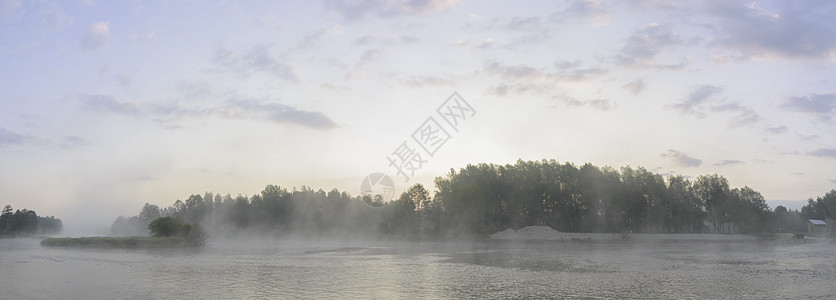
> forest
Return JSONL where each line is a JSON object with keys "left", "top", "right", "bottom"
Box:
{"left": 112, "top": 159, "right": 833, "bottom": 239}
{"left": 0, "top": 205, "right": 63, "bottom": 236}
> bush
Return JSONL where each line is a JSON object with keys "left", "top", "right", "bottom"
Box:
{"left": 148, "top": 217, "right": 207, "bottom": 246}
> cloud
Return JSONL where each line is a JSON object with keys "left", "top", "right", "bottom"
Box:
{"left": 111, "top": 73, "right": 132, "bottom": 88}
{"left": 2, "top": 0, "right": 72, "bottom": 31}
{"left": 710, "top": 103, "right": 760, "bottom": 127}
{"left": 765, "top": 125, "right": 788, "bottom": 134}
{"left": 505, "top": 16, "right": 544, "bottom": 31}
{"left": 623, "top": 79, "right": 645, "bottom": 95}
{"left": 319, "top": 83, "right": 352, "bottom": 93}
{"left": 354, "top": 34, "right": 418, "bottom": 46}
{"left": 355, "top": 48, "right": 383, "bottom": 68}
{"left": 829, "top": 179, "right": 836, "bottom": 184}
{"left": 59, "top": 136, "right": 87, "bottom": 148}
{"left": 450, "top": 39, "right": 495, "bottom": 50}
{"left": 669, "top": 85, "right": 722, "bottom": 116}
{"left": 809, "top": 148, "right": 836, "bottom": 158}
{"left": 73, "top": 93, "right": 335, "bottom": 130}
{"left": 562, "top": 96, "right": 614, "bottom": 111}
{"left": 82, "top": 21, "right": 110, "bottom": 50}
{"left": 551, "top": 0, "right": 611, "bottom": 26}
{"left": 483, "top": 60, "right": 608, "bottom": 96}
{"left": 292, "top": 26, "right": 343, "bottom": 50}
{"left": 400, "top": 76, "right": 455, "bottom": 88}
{"left": 555, "top": 60, "right": 582, "bottom": 69}
{"left": 0, "top": 0, "right": 22, "bottom": 23}
{"left": 705, "top": 1, "right": 836, "bottom": 59}
{"left": 484, "top": 61, "right": 543, "bottom": 80}
{"left": 0, "top": 127, "right": 28, "bottom": 146}
{"left": 798, "top": 134, "right": 818, "bottom": 141}
{"left": 661, "top": 149, "right": 702, "bottom": 167}
{"left": 76, "top": 94, "right": 143, "bottom": 116}
{"left": 227, "top": 99, "right": 337, "bottom": 130}
{"left": 176, "top": 81, "right": 215, "bottom": 99}
{"left": 781, "top": 93, "right": 835, "bottom": 120}
{"left": 256, "top": 15, "right": 281, "bottom": 29}
{"left": 612, "top": 23, "right": 689, "bottom": 69}
{"left": 324, "top": 0, "right": 459, "bottom": 21}
{"left": 212, "top": 45, "right": 299, "bottom": 83}
{"left": 714, "top": 160, "right": 744, "bottom": 166}
{"left": 667, "top": 85, "right": 760, "bottom": 126}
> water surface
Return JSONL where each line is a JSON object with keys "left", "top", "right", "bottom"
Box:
{"left": 1, "top": 237, "right": 834, "bottom": 299}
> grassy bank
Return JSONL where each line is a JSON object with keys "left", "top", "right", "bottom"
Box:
{"left": 40, "top": 236, "right": 199, "bottom": 248}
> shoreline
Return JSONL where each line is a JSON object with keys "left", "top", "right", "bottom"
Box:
{"left": 40, "top": 236, "right": 202, "bottom": 248}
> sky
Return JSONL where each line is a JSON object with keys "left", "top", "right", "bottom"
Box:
{"left": 1, "top": 0, "right": 835, "bottom": 233}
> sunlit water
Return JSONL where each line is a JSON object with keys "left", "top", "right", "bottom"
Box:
{"left": 2, "top": 237, "right": 834, "bottom": 299}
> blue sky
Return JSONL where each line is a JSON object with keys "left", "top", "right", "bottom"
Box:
{"left": 1, "top": 0, "right": 835, "bottom": 232}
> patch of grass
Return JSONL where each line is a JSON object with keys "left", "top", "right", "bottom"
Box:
{"left": 40, "top": 236, "right": 198, "bottom": 248}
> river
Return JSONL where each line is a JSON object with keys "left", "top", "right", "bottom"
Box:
{"left": 1, "top": 236, "right": 834, "bottom": 299}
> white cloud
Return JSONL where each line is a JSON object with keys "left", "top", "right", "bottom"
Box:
{"left": 450, "top": 38, "right": 494, "bottom": 50}
{"left": 782, "top": 93, "right": 835, "bottom": 120}
{"left": 714, "top": 160, "right": 744, "bottom": 166}
{"left": 809, "top": 148, "right": 836, "bottom": 159}
{"left": 226, "top": 99, "right": 338, "bottom": 130}
{"left": 324, "top": 0, "right": 459, "bottom": 21}
{"left": 623, "top": 79, "right": 645, "bottom": 95}
{"left": 551, "top": 0, "right": 611, "bottom": 26}
{"left": 256, "top": 15, "right": 281, "bottom": 29}
{"left": 0, "top": 127, "right": 28, "bottom": 146}
{"left": 705, "top": 1, "right": 836, "bottom": 59}
{"left": 76, "top": 94, "right": 142, "bottom": 116}
{"left": 82, "top": 21, "right": 110, "bottom": 50}
{"left": 73, "top": 93, "right": 336, "bottom": 131}
{"left": 562, "top": 96, "right": 614, "bottom": 111}
{"left": 669, "top": 85, "right": 722, "bottom": 116}
{"left": 661, "top": 149, "right": 702, "bottom": 167}
{"left": 710, "top": 103, "right": 760, "bottom": 127}
{"left": 211, "top": 45, "right": 300, "bottom": 83}
{"left": 764, "top": 125, "right": 788, "bottom": 134}
{"left": 613, "top": 23, "right": 688, "bottom": 69}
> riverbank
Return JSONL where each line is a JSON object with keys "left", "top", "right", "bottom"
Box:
{"left": 40, "top": 236, "right": 201, "bottom": 248}
{"left": 490, "top": 225, "right": 772, "bottom": 242}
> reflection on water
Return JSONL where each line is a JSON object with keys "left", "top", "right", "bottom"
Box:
{"left": 1, "top": 238, "right": 834, "bottom": 299}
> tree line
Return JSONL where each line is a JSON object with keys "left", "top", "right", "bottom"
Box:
{"left": 1, "top": 205, "right": 63, "bottom": 236}
{"left": 112, "top": 159, "right": 832, "bottom": 239}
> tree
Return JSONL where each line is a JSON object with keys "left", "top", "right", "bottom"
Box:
{"left": 138, "top": 203, "right": 161, "bottom": 223}
{"left": 693, "top": 174, "right": 730, "bottom": 233}
{"left": 149, "top": 217, "right": 181, "bottom": 237}
{"left": 403, "top": 183, "right": 430, "bottom": 211}
{"left": 148, "top": 216, "right": 207, "bottom": 245}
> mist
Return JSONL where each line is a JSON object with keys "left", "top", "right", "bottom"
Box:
{"left": 3, "top": 0, "right": 836, "bottom": 298}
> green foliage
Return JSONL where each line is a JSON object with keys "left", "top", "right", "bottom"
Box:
{"left": 111, "top": 159, "right": 824, "bottom": 240}
{"left": 148, "top": 217, "right": 207, "bottom": 246}
{"left": 800, "top": 189, "right": 836, "bottom": 236}
{"left": 438, "top": 160, "right": 772, "bottom": 236}
{"left": 149, "top": 217, "right": 180, "bottom": 237}
{"left": 770, "top": 205, "right": 806, "bottom": 233}
{"left": 0, "top": 205, "right": 62, "bottom": 236}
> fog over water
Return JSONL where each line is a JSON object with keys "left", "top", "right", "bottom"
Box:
{"left": 3, "top": 237, "right": 835, "bottom": 299}
{"left": 3, "top": 0, "right": 836, "bottom": 298}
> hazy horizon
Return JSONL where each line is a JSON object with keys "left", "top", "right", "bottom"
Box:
{"left": 1, "top": 1, "right": 834, "bottom": 233}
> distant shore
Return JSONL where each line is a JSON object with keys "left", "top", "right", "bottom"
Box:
{"left": 489, "top": 226, "right": 810, "bottom": 242}
{"left": 41, "top": 236, "right": 201, "bottom": 248}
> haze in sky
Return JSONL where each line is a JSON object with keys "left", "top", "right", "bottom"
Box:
{"left": 1, "top": 0, "right": 834, "bottom": 232}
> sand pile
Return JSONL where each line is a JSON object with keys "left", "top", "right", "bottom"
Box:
{"left": 490, "top": 225, "right": 566, "bottom": 240}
